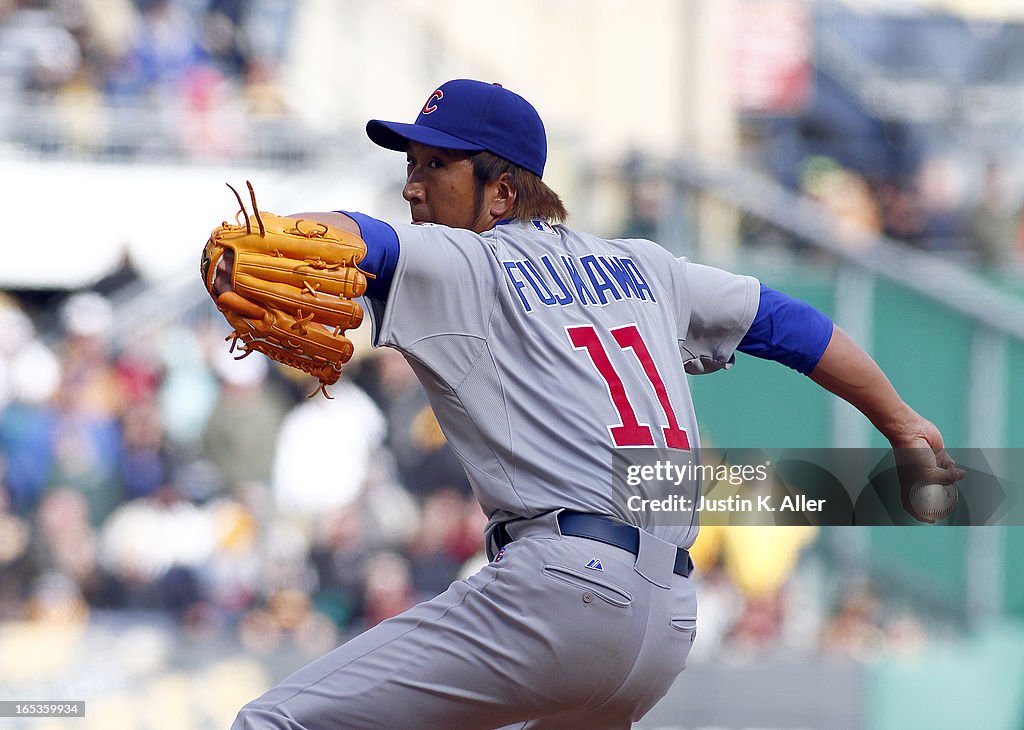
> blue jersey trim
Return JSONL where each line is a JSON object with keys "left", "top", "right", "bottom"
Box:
{"left": 737, "top": 284, "right": 834, "bottom": 375}
{"left": 339, "top": 211, "right": 400, "bottom": 301}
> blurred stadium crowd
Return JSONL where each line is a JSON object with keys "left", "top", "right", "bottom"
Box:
{"left": 0, "top": 0, "right": 294, "bottom": 160}
{"left": 0, "top": 285, "right": 487, "bottom": 637}
{"left": 3, "top": 0, "right": 1024, "bottom": 272}
{"left": 767, "top": 153, "right": 1024, "bottom": 269}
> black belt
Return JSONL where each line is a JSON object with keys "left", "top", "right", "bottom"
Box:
{"left": 495, "top": 511, "right": 693, "bottom": 578}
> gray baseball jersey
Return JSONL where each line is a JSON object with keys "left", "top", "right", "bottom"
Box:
{"left": 365, "top": 218, "right": 760, "bottom": 549}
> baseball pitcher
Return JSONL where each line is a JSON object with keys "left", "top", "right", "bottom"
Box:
{"left": 202, "top": 79, "right": 964, "bottom": 729}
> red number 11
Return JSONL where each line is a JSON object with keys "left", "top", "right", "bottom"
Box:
{"left": 567, "top": 324, "right": 691, "bottom": 450}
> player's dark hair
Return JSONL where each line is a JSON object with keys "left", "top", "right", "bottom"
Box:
{"left": 470, "top": 152, "right": 568, "bottom": 224}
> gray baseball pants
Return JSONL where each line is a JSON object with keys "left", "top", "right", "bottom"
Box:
{"left": 232, "top": 511, "right": 697, "bottom": 729}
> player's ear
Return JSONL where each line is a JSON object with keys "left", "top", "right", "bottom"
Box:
{"left": 489, "top": 172, "right": 516, "bottom": 219}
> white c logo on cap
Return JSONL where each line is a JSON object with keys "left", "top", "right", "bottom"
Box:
{"left": 422, "top": 90, "right": 443, "bottom": 114}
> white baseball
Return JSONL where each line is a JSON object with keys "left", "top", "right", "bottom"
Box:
{"left": 908, "top": 482, "right": 959, "bottom": 520}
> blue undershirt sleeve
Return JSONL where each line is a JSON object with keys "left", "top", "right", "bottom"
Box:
{"left": 339, "top": 211, "right": 400, "bottom": 301}
{"left": 736, "top": 284, "right": 834, "bottom": 375}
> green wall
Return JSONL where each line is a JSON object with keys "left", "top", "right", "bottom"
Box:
{"left": 687, "top": 262, "right": 1024, "bottom": 619}
{"left": 689, "top": 267, "right": 835, "bottom": 449}
{"left": 868, "top": 281, "right": 973, "bottom": 449}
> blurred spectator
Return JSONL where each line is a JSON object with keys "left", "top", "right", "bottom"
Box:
{"left": 243, "top": 0, "right": 293, "bottom": 67}
{"left": 360, "top": 551, "right": 415, "bottom": 630}
{"left": 257, "top": 507, "right": 318, "bottom": 597}
{"left": 716, "top": 525, "right": 818, "bottom": 654}
{"left": 965, "top": 160, "right": 1022, "bottom": 270}
{"left": 76, "top": 0, "right": 137, "bottom": 64}
{"left": 157, "top": 324, "right": 219, "bottom": 451}
{"left": 686, "top": 526, "right": 743, "bottom": 661}
{"left": 363, "top": 349, "right": 431, "bottom": 486}
{"left": 55, "top": 290, "right": 120, "bottom": 416}
{"left": 875, "top": 178, "right": 925, "bottom": 243}
{"left": 725, "top": 590, "right": 787, "bottom": 655}
{"left": 119, "top": 397, "right": 172, "bottom": 500}
{"left": 237, "top": 587, "right": 339, "bottom": 657}
{"left": 406, "top": 404, "right": 472, "bottom": 497}
{"left": 113, "top": 0, "right": 207, "bottom": 101}
{"left": 453, "top": 493, "right": 488, "bottom": 562}
{"left": 821, "top": 580, "right": 887, "bottom": 661}
{"left": 822, "top": 578, "right": 931, "bottom": 662}
{"left": 177, "top": 62, "right": 246, "bottom": 158}
{"left": 113, "top": 339, "right": 162, "bottom": 405}
{"left": 24, "top": 570, "right": 90, "bottom": 625}
{"left": 98, "top": 484, "right": 212, "bottom": 616}
{"left": 356, "top": 458, "right": 420, "bottom": 551}
{"left": 362, "top": 348, "right": 469, "bottom": 497}
{"left": 911, "top": 156, "right": 967, "bottom": 255}
{"left": 0, "top": 296, "right": 58, "bottom": 409}
{"left": 883, "top": 610, "right": 928, "bottom": 658}
{"left": 799, "top": 156, "right": 881, "bottom": 250}
{"left": 618, "top": 151, "right": 670, "bottom": 242}
{"left": 309, "top": 504, "right": 372, "bottom": 630}
{"left": 0, "top": 300, "right": 62, "bottom": 514}
{"left": 0, "top": 486, "right": 33, "bottom": 620}
{"left": 242, "top": 57, "right": 286, "bottom": 116}
{"left": 28, "top": 487, "right": 103, "bottom": 600}
{"left": 404, "top": 488, "right": 472, "bottom": 599}
{"left": 0, "top": 0, "right": 82, "bottom": 99}
{"left": 53, "top": 64, "right": 107, "bottom": 151}
{"left": 200, "top": 0, "right": 250, "bottom": 78}
{"left": 200, "top": 347, "right": 290, "bottom": 492}
{"left": 200, "top": 494, "right": 261, "bottom": 616}
{"left": 271, "top": 378, "right": 385, "bottom": 518}
{"left": 48, "top": 292, "right": 124, "bottom": 526}
{"left": 719, "top": 525, "right": 818, "bottom": 603}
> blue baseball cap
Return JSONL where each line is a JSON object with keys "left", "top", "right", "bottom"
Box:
{"left": 366, "top": 79, "right": 548, "bottom": 177}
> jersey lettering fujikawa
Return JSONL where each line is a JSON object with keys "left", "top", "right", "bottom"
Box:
{"left": 502, "top": 248, "right": 657, "bottom": 312}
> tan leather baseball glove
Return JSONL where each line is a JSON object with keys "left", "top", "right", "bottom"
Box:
{"left": 201, "top": 182, "right": 368, "bottom": 397}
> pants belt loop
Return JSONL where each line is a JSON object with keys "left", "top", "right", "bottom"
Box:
{"left": 487, "top": 510, "right": 567, "bottom": 559}
{"left": 633, "top": 528, "right": 677, "bottom": 589}
{"left": 505, "top": 509, "right": 564, "bottom": 543}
